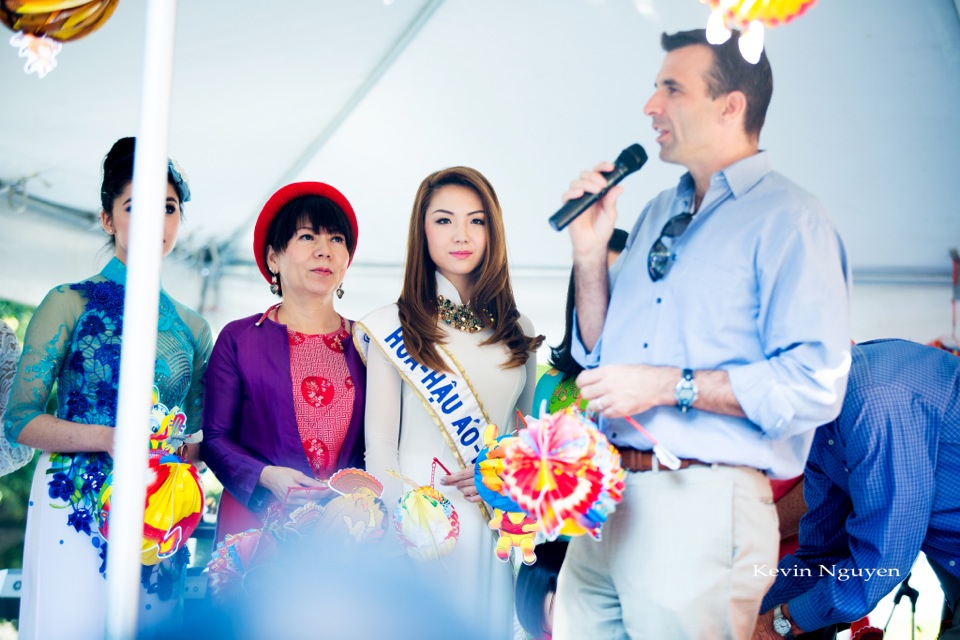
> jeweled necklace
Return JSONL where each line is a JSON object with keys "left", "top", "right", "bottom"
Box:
{"left": 437, "top": 295, "right": 493, "bottom": 333}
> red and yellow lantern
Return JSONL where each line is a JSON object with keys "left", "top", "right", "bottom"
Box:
{"left": 700, "top": 0, "right": 818, "bottom": 63}
{"left": 1, "top": 0, "right": 119, "bottom": 41}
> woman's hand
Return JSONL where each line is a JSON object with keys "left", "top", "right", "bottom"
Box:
{"left": 99, "top": 425, "right": 116, "bottom": 458}
{"left": 439, "top": 467, "right": 482, "bottom": 503}
{"left": 15, "top": 415, "right": 117, "bottom": 457}
{"left": 174, "top": 442, "right": 201, "bottom": 462}
{"left": 258, "top": 465, "right": 329, "bottom": 505}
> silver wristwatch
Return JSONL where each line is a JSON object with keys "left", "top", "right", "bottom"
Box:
{"left": 674, "top": 368, "right": 698, "bottom": 412}
{"left": 772, "top": 604, "right": 795, "bottom": 639}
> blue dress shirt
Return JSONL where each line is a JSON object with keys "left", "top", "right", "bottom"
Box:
{"left": 761, "top": 339, "right": 960, "bottom": 631}
{"left": 573, "top": 151, "right": 852, "bottom": 478}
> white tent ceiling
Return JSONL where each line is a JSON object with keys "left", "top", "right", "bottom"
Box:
{"left": 1, "top": 0, "right": 958, "bottom": 347}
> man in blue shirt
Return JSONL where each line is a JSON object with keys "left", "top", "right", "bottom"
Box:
{"left": 553, "top": 29, "right": 852, "bottom": 639}
{"left": 755, "top": 339, "right": 960, "bottom": 639}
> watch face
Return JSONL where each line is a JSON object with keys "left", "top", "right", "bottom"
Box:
{"left": 675, "top": 371, "right": 698, "bottom": 411}
{"left": 772, "top": 616, "right": 791, "bottom": 635}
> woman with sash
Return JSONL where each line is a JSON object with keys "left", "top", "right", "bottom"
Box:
{"left": 356, "top": 166, "right": 542, "bottom": 638}
{"left": 4, "top": 137, "right": 210, "bottom": 638}
{"left": 532, "top": 228, "right": 628, "bottom": 415}
{"left": 201, "top": 182, "right": 366, "bottom": 543}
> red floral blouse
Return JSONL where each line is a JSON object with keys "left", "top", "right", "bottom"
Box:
{"left": 287, "top": 317, "right": 354, "bottom": 479}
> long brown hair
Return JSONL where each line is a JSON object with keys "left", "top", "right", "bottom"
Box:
{"left": 397, "top": 166, "right": 543, "bottom": 372}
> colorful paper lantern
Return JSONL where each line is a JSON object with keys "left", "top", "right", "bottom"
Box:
{"left": 500, "top": 408, "right": 625, "bottom": 541}
{"left": 313, "top": 468, "right": 387, "bottom": 545}
{"left": 474, "top": 424, "right": 524, "bottom": 513}
{"left": 473, "top": 424, "right": 540, "bottom": 564}
{"left": 207, "top": 470, "right": 388, "bottom": 600}
{"left": 388, "top": 469, "right": 459, "bottom": 562}
{"left": 207, "top": 529, "right": 277, "bottom": 600}
{"left": 96, "top": 387, "right": 204, "bottom": 565}
{"left": 96, "top": 453, "right": 204, "bottom": 566}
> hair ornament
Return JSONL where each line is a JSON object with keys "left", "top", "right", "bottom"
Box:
{"left": 167, "top": 158, "right": 191, "bottom": 203}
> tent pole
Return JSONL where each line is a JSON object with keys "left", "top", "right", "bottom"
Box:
{"left": 104, "top": 0, "right": 179, "bottom": 637}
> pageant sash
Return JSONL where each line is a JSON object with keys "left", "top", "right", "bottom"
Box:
{"left": 354, "top": 307, "right": 493, "bottom": 471}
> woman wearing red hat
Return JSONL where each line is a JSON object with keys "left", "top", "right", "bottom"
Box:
{"left": 201, "top": 182, "right": 366, "bottom": 543}
{"left": 355, "top": 167, "right": 542, "bottom": 638}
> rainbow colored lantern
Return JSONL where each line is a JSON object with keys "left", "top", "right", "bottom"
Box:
{"left": 386, "top": 467, "right": 460, "bottom": 562}
{"left": 701, "top": 0, "right": 817, "bottom": 64}
{"left": 394, "top": 484, "right": 460, "bottom": 561}
{"left": 500, "top": 408, "right": 625, "bottom": 541}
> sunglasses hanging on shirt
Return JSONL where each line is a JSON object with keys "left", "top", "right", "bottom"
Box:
{"left": 647, "top": 205, "right": 696, "bottom": 282}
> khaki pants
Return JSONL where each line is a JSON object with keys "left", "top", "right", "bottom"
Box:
{"left": 554, "top": 465, "right": 779, "bottom": 640}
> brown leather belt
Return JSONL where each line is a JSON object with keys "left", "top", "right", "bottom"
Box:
{"left": 616, "top": 446, "right": 711, "bottom": 472}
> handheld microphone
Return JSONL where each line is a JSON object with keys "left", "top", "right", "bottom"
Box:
{"left": 549, "top": 143, "right": 648, "bottom": 231}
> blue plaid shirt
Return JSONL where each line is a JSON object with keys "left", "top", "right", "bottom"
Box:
{"left": 761, "top": 339, "right": 960, "bottom": 631}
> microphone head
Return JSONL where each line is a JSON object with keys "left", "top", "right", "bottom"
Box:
{"left": 616, "top": 144, "right": 648, "bottom": 173}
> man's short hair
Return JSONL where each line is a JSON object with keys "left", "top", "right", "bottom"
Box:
{"left": 661, "top": 29, "right": 773, "bottom": 139}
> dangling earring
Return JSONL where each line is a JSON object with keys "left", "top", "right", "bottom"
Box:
{"left": 336, "top": 283, "right": 344, "bottom": 299}
{"left": 270, "top": 271, "right": 280, "bottom": 296}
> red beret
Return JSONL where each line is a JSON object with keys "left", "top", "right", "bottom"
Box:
{"left": 252, "top": 182, "right": 359, "bottom": 283}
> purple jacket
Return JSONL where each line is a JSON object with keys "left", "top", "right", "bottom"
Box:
{"left": 200, "top": 312, "right": 366, "bottom": 513}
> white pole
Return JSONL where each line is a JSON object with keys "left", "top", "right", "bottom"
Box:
{"left": 104, "top": 1, "right": 179, "bottom": 638}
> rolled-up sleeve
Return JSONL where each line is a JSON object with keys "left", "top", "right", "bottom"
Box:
{"left": 728, "top": 211, "right": 852, "bottom": 439}
{"left": 570, "top": 309, "right": 602, "bottom": 370}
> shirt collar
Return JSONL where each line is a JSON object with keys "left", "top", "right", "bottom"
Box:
{"left": 101, "top": 257, "right": 127, "bottom": 285}
{"left": 435, "top": 271, "right": 465, "bottom": 304}
{"left": 720, "top": 150, "right": 772, "bottom": 198}
{"left": 100, "top": 256, "right": 166, "bottom": 292}
{"left": 677, "top": 150, "right": 773, "bottom": 203}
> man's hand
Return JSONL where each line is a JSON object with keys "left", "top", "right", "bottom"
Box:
{"left": 752, "top": 605, "right": 803, "bottom": 640}
{"left": 564, "top": 161, "right": 624, "bottom": 352}
{"left": 576, "top": 364, "right": 678, "bottom": 418}
{"left": 564, "top": 162, "right": 623, "bottom": 262}
{"left": 578, "top": 366, "right": 747, "bottom": 419}
{"left": 752, "top": 610, "right": 782, "bottom": 640}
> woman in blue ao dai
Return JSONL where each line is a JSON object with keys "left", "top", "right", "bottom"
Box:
{"left": 3, "top": 137, "right": 212, "bottom": 639}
